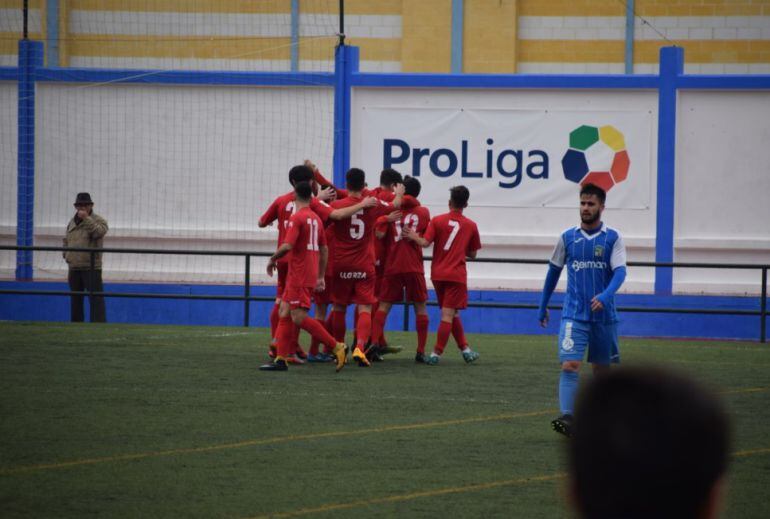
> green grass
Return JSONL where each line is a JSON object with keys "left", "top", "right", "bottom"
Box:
{"left": 0, "top": 322, "right": 768, "bottom": 518}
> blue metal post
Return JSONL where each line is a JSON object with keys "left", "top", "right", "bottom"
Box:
{"left": 332, "top": 44, "right": 358, "bottom": 187}
{"left": 46, "top": 0, "right": 60, "bottom": 66}
{"left": 451, "top": 0, "right": 464, "bottom": 74}
{"left": 290, "top": 0, "right": 299, "bottom": 72}
{"left": 654, "top": 46, "right": 683, "bottom": 295}
{"left": 16, "top": 40, "right": 43, "bottom": 281}
{"left": 624, "top": 0, "right": 635, "bottom": 74}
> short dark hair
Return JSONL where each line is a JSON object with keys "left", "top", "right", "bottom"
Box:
{"left": 289, "top": 165, "right": 314, "bottom": 186}
{"left": 449, "top": 185, "right": 470, "bottom": 209}
{"left": 570, "top": 366, "right": 730, "bottom": 519}
{"left": 346, "top": 168, "right": 366, "bottom": 191}
{"left": 580, "top": 183, "right": 606, "bottom": 204}
{"left": 380, "top": 168, "right": 403, "bottom": 187}
{"left": 403, "top": 175, "right": 421, "bottom": 198}
{"left": 294, "top": 180, "right": 312, "bottom": 201}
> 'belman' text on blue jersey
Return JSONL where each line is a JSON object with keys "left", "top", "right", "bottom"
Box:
{"left": 549, "top": 223, "right": 627, "bottom": 323}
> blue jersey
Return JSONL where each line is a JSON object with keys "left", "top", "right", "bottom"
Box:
{"left": 550, "top": 223, "right": 626, "bottom": 323}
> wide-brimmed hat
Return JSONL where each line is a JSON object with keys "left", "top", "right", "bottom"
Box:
{"left": 74, "top": 192, "right": 93, "bottom": 205}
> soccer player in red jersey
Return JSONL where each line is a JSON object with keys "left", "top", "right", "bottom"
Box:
{"left": 371, "top": 176, "right": 431, "bottom": 362}
{"left": 329, "top": 168, "right": 404, "bottom": 367}
{"left": 259, "top": 165, "right": 374, "bottom": 360}
{"left": 259, "top": 181, "right": 349, "bottom": 372}
{"left": 402, "top": 185, "right": 481, "bottom": 365}
{"left": 306, "top": 161, "right": 404, "bottom": 356}
{"left": 368, "top": 168, "right": 403, "bottom": 356}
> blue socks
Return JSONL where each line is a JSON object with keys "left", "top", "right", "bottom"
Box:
{"left": 559, "top": 370, "right": 579, "bottom": 416}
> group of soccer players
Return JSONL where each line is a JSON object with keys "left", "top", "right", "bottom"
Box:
{"left": 257, "top": 162, "right": 628, "bottom": 439}
{"left": 257, "top": 162, "right": 481, "bottom": 372}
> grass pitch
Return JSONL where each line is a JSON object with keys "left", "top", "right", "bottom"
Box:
{"left": 1, "top": 322, "right": 768, "bottom": 518}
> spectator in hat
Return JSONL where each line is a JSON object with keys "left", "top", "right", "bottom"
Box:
{"left": 63, "top": 192, "right": 109, "bottom": 322}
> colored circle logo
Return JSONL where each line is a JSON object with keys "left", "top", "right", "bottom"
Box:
{"left": 561, "top": 125, "right": 630, "bottom": 192}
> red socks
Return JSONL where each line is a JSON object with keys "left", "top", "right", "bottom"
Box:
{"left": 452, "top": 316, "right": 468, "bottom": 349}
{"left": 323, "top": 313, "right": 334, "bottom": 353}
{"left": 269, "top": 304, "right": 280, "bottom": 340}
{"left": 355, "top": 311, "right": 372, "bottom": 350}
{"left": 276, "top": 316, "right": 293, "bottom": 358}
{"left": 371, "top": 310, "right": 387, "bottom": 346}
{"left": 331, "top": 310, "right": 346, "bottom": 342}
{"left": 416, "top": 314, "right": 429, "bottom": 353}
{"left": 434, "top": 320, "right": 452, "bottom": 355}
{"left": 298, "top": 316, "right": 337, "bottom": 351}
{"left": 291, "top": 323, "right": 301, "bottom": 354}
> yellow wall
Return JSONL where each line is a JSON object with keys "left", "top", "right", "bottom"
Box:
{"left": 463, "top": 0, "right": 518, "bottom": 73}
{"left": 401, "top": 0, "right": 452, "bottom": 72}
{"left": 3, "top": 0, "right": 769, "bottom": 72}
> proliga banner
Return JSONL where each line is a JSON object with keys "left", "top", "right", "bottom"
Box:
{"left": 357, "top": 107, "right": 653, "bottom": 209}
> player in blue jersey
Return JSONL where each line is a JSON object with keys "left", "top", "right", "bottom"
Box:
{"left": 537, "top": 183, "right": 627, "bottom": 437}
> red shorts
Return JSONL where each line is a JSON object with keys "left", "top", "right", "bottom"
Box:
{"left": 332, "top": 269, "right": 376, "bottom": 306}
{"left": 433, "top": 280, "right": 468, "bottom": 310}
{"left": 379, "top": 272, "right": 428, "bottom": 303}
{"left": 276, "top": 262, "right": 289, "bottom": 299}
{"left": 283, "top": 285, "right": 314, "bottom": 310}
{"left": 313, "top": 274, "right": 335, "bottom": 305}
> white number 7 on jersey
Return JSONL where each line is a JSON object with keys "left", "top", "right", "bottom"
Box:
{"left": 444, "top": 220, "right": 460, "bottom": 250}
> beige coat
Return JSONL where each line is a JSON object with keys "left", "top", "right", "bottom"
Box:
{"left": 63, "top": 212, "right": 109, "bottom": 269}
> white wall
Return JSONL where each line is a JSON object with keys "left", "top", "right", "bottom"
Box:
{"left": 0, "top": 82, "right": 17, "bottom": 233}
{"left": 0, "top": 82, "right": 334, "bottom": 283}
{"left": 2, "top": 83, "right": 769, "bottom": 294}
{"left": 351, "top": 88, "right": 660, "bottom": 292}
{"left": 0, "top": 82, "right": 18, "bottom": 275}
{"left": 674, "top": 91, "right": 770, "bottom": 294}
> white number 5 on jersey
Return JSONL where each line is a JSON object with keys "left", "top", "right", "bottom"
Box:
{"left": 350, "top": 210, "right": 365, "bottom": 240}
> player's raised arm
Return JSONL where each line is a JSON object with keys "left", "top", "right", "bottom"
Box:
{"left": 305, "top": 159, "right": 333, "bottom": 187}
{"left": 391, "top": 182, "right": 405, "bottom": 209}
{"left": 328, "top": 196, "right": 377, "bottom": 221}
{"left": 258, "top": 198, "right": 280, "bottom": 228}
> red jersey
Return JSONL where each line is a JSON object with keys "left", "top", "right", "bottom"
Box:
{"left": 260, "top": 192, "right": 333, "bottom": 263}
{"left": 283, "top": 207, "right": 327, "bottom": 288}
{"left": 424, "top": 209, "right": 481, "bottom": 283}
{"left": 259, "top": 191, "right": 296, "bottom": 264}
{"left": 370, "top": 187, "right": 398, "bottom": 273}
{"left": 383, "top": 202, "right": 430, "bottom": 275}
{"left": 330, "top": 195, "right": 394, "bottom": 273}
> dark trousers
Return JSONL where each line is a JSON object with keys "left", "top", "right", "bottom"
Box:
{"left": 68, "top": 269, "right": 106, "bottom": 322}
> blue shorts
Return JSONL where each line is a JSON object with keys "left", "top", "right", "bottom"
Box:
{"left": 557, "top": 319, "right": 620, "bottom": 364}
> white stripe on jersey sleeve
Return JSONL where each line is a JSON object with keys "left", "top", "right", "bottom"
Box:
{"left": 550, "top": 233, "right": 567, "bottom": 268}
{"left": 610, "top": 232, "right": 627, "bottom": 270}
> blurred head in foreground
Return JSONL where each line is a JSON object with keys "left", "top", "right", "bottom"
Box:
{"left": 569, "top": 365, "right": 730, "bottom": 519}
